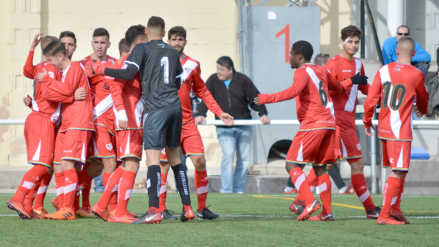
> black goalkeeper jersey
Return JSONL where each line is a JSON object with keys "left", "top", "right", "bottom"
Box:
{"left": 125, "top": 40, "right": 183, "bottom": 112}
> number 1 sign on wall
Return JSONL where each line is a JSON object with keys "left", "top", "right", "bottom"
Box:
{"left": 275, "top": 24, "right": 290, "bottom": 63}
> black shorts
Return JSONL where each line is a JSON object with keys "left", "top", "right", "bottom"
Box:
{"left": 143, "top": 104, "right": 182, "bottom": 150}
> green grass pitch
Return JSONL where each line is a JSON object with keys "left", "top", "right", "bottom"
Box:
{"left": 1, "top": 193, "right": 438, "bottom": 246}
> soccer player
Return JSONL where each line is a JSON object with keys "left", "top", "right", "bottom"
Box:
{"left": 363, "top": 36, "right": 428, "bottom": 225}
{"left": 7, "top": 35, "right": 86, "bottom": 220}
{"left": 92, "top": 25, "right": 147, "bottom": 223}
{"left": 36, "top": 41, "right": 94, "bottom": 220}
{"left": 86, "top": 16, "right": 193, "bottom": 224}
{"left": 158, "top": 26, "right": 234, "bottom": 220}
{"left": 59, "top": 31, "right": 77, "bottom": 60}
{"left": 291, "top": 25, "right": 381, "bottom": 219}
{"left": 118, "top": 38, "right": 130, "bottom": 58}
{"left": 255, "top": 40, "right": 347, "bottom": 221}
{"left": 74, "top": 28, "right": 119, "bottom": 217}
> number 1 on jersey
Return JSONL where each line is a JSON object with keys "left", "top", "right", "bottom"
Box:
{"left": 161, "top": 56, "right": 169, "bottom": 84}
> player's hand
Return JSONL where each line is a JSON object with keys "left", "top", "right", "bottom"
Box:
{"left": 30, "top": 32, "right": 43, "bottom": 51}
{"left": 195, "top": 116, "right": 206, "bottom": 124}
{"left": 254, "top": 97, "right": 260, "bottom": 105}
{"left": 365, "top": 124, "right": 375, "bottom": 137}
{"left": 260, "top": 115, "right": 270, "bottom": 125}
{"left": 219, "top": 113, "right": 234, "bottom": 126}
{"left": 118, "top": 110, "right": 128, "bottom": 130}
{"left": 23, "top": 95, "right": 32, "bottom": 107}
{"left": 85, "top": 62, "right": 105, "bottom": 76}
{"left": 74, "top": 88, "right": 87, "bottom": 101}
{"left": 414, "top": 106, "right": 424, "bottom": 119}
{"left": 350, "top": 73, "right": 368, "bottom": 85}
{"left": 36, "top": 68, "right": 47, "bottom": 82}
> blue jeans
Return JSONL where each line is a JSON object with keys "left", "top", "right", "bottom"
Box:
{"left": 93, "top": 172, "right": 104, "bottom": 193}
{"left": 216, "top": 126, "right": 252, "bottom": 193}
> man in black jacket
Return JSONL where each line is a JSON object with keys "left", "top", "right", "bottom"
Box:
{"left": 196, "top": 56, "right": 270, "bottom": 193}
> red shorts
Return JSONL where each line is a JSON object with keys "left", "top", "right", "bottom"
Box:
{"left": 286, "top": 129, "right": 336, "bottom": 166}
{"left": 160, "top": 119, "right": 204, "bottom": 162}
{"left": 54, "top": 129, "right": 92, "bottom": 164}
{"left": 92, "top": 124, "right": 116, "bottom": 160}
{"left": 116, "top": 129, "right": 143, "bottom": 161}
{"left": 381, "top": 139, "right": 411, "bottom": 172}
{"left": 334, "top": 111, "right": 362, "bottom": 163}
{"left": 24, "top": 112, "right": 55, "bottom": 167}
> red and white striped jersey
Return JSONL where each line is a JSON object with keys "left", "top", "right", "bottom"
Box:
{"left": 363, "top": 62, "right": 429, "bottom": 141}
{"left": 259, "top": 64, "right": 346, "bottom": 131}
{"left": 79, "top": 54, "right": 117, "bottom": 96}
{"left": 112, "top": 54, "right": 143, "bottom": 129}
{"left": 23, "top": 50, "right": 74, "bottom": 123}
{"left": 41, "top": 62, "right": 94, "bottom": 132}
{"left": 179, "top": 55, "right": 223, "bottom": 123}
{"left": 326, "top": 54, "right": 369, "bottom": 113}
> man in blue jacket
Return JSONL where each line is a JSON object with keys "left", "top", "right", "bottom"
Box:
{"left": 382, "top": 25, "right": 431, "bottom": 78}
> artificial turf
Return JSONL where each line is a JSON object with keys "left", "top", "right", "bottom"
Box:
{"left": 0, "top": 193, "right": 438, "bottom": 246}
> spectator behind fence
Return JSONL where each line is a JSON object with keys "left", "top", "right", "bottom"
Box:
{"left": 196, "top": 56, "right": 270, "bottom": 193}
{"left": 382, "top": 25, "right": 431, "bottom": 78}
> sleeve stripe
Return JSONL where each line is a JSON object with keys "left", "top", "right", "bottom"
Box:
{"left": 124, "top": 60, "right": 140, "bottom": 70}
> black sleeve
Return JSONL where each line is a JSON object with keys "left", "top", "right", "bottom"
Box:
{"left": 105, "top": 64, "right": 138, "bottom": 81}
{"left": 175, "top": 61, "right": 183, "bottom": 91}
{"left": 197, "top": 75, "right": 215, "bottom": 117}
{"left": 245, "top": 77, "right": 268, "bottom": 117}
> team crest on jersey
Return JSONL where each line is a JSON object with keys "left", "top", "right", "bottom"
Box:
{"left": 357, "top": 144, "right": 361, "bottom": 150}
{"left": 106, "top": 144, "right": 113, "bottom": 151}
{"left": 122, "top": 64, "right": 128, "bottom": 69}
{"left": 389, "top": 158, "right": 394, "bottom": 164}
{"left": 48, "top": 71, "right": 55, "bottom": 78}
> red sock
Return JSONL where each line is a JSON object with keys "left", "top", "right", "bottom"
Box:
{"left": 97, "top": 167, "right": 123, "bottom": 210}
{"left": 76, "top": 168, "right": 93, "bottom": 210}
{"left": 63, "top": 169, "right": 78, "bottom": 209}
{"left": 102, "top": 172, "right": 111, "bottom": 188}
{"left": 73, "top": 171, "right": 81, "bottom": 211}
{"left": 294, "top": 169, "right": 318, "bottom": 205}
{"left": 159, "top": 173, "right": 168, "bottom": 212}
{"left": 351, "top": 174, "right": 375, "bottom": 212}
{"left": 116, "top": 170, "right": 136, "bottom": 217}
{"left": 23, "top": 181, "right": 40, "bottom": 212}
{"left": 82, "top": 182, "right": 92, "bottom": 209}
{"left": 289, "top": 167, "right": 315, "bottom": 205}
{"left": 318, "top": 174, "right": 332, "bottom": 214}
{"left": 11, "top": 165, "right": 48, "bottom": 203}
{"left": 195, "top": 170, "right": 209, "bottom": 212}
{"left": 55, "top": 172, "right": 65, "bottom": 207}
{"left": 34, "top": 173, "right": 52, "bottom": 210}
{"left": 381, "top": 176, "right": 401, "bottom": 218}
{"left": 393, "top": 174, "right": 406, "bottom": 213}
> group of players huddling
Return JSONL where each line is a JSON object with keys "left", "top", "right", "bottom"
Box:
{"left": 6, "top": 16, "right": 427, "bottom": 225}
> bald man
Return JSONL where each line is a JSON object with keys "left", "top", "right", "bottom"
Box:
{"left": 363, "top": 36, "right": 429, "bottom": 225}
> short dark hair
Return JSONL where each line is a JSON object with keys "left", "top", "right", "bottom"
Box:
{"left": 396, "top": 25, "right": 410, "bottom": 34}
{"left": 125, "top": 25, "right": 146, "bottom": 45}
{"left": 93, "top": 28, "right": 110, "bottom": 40}
{"left": 168, "top": 26, "right": 186, "bottom": 40}
{"left": 292, "top": 40, "right": 313, "bottom": 62}
{"left": 323, "top": 54, "right": 330, "bottom": 64}
{"left": 41, "top": 36, "right": 58, "bottom": 51}
{"left": 118, "top": 38, "right": 130, "bottom": 56}
{"left": 341, "top": 25, "right": 363, "bottom": 40}
{"left": 59, "top": 31, "right": 76, "bottom": 44}
{"left": 147, "top": 16, "right": 165, "bottom": 33}
{"left": 314, "top": 53, "right": 323, "bottom": 65}
{"left": 43, "top": 40, "right": 66, "bottom": 57}
{"left": 217, "top": 56, "right": 235, "bottom": 72}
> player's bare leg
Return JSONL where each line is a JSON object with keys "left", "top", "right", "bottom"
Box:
{"left": 377, "top": 170, "right": 405, "bottom": 225}
{"left": 191, "top": 155, "right": 219, "bottom": 220}
{"left": 158, "top": 161, "right": 178, "bottom": 220}
{"left": 286, "top": 162, "right": 321, "bottom": 221}
{"left": 111, "top": 158, "right": 139, "bottom": 223}
{"left": 132, "top": 149, "right": 163, "bottom": 224}
{"left": 349, "top": 158, "right": 380, "bottom": 219}
{"left": 45, "top": 160, "right": 77, "bottom": 220}
{"left": 165, "top": 146, "right": 194, "bottom": 222}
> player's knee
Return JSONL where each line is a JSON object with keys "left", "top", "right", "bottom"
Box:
{"left": 192, "top": 156, "right": 206, "bottom": 170}
{"left": 313, "top": 166, "right": 327, "bottom": 177}
{"left": 326, "top": 163, "right": 334, "bottom": 171}
{"left": 349, "top": 159, "right": 364, "bottom": 173}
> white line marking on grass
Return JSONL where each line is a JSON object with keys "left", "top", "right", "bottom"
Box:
{"left": 219, "top": 214, "right": 439, "bottom": 219}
